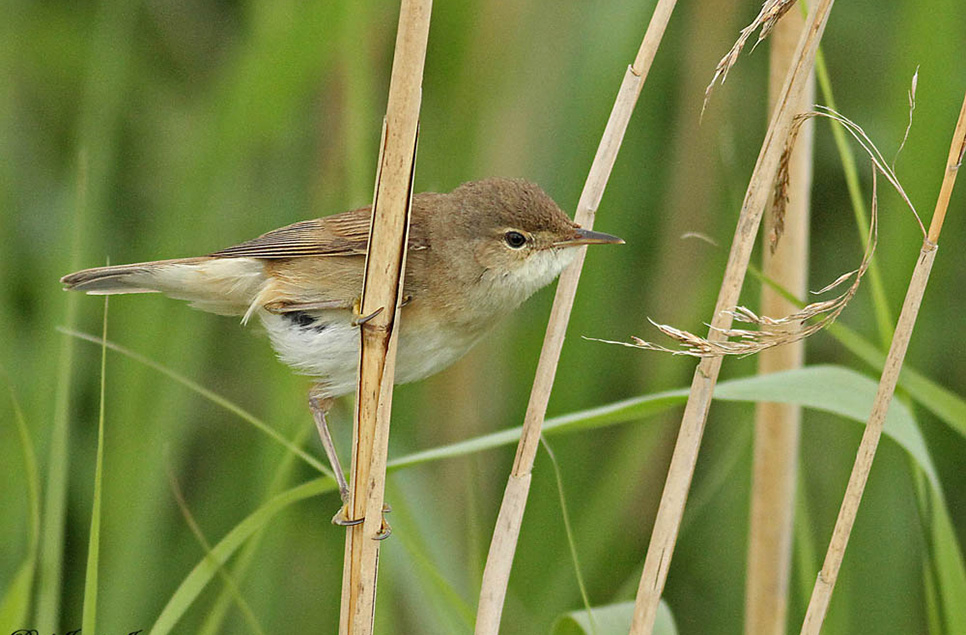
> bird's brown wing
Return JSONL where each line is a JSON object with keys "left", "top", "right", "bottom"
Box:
{"left": 210, "top": 206, "right": 373, "bottom": 259}
{"left": 208, "top": 199, "right": 435, "bottom": 318}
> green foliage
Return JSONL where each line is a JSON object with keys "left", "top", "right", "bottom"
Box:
{"left": 0, "top": 373, "right": 39, "bottom": 628}
{"left": 553, "top": 601, "right": 677, "bottom": 635}
{"left": 2, "top": 0, "right": 965, "bottom": 632}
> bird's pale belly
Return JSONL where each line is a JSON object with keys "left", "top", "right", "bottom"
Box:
{"left": 259, "top": 309, "right": 480, "bottom": 398}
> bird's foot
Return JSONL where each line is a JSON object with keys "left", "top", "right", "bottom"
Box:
{"left": 331, "top": 504, "right": 364, "bottom": 527}
{"left": 374, "top": 515, "right": 392, "bottom": 541}
{"left": 351, "top": 297, "right": 384, "bottom": 327}
{"left": 331, "top": 503, "right": 393, "bottom": 540}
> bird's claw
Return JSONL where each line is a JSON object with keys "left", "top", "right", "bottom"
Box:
{"left": 374, "top": 516, "right": 392, "bottom": 540}
{"left": 331, "top": 503, "right": 393, "bottom": 540}
{"left": 351, "top": 297, "right": 384, "bottom": 327}
{"left": 351, "top": 295, "right": 410, "bottom": 327}
{"left": 331, "top": 504, "right": 364, "bottom": 527}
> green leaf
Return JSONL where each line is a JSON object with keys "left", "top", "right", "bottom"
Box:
{"left": 390, "top": 391, "right": 687, "bottom": 469}
{"left": 149, "top": 363, "right": 960, "bottom": 632}
{"left": 149, "top": 478, "right": 334, "bottom": 635}
{"left": 82, "top": 297, "right": 110, "bottom": 634}
{"left": 0, "top": 561, "right": 36, "bottom": 629}
{"left": 828, "top": 322, "right": 966, "bottom": 438}
{"left": 393, "top": 365, "right": 936, "bottom": 488}
{"left": 62, "top": 328, "right": 330, "bottom": 475}
{"left": 0, "top": 368, "right": 41, "bottom": 629}
{"left": 923, "top": 485, "right": 966, "bottom": 634}
{"left": 711, "top": 365, "right": 938, "bottom": 487}
{"left": 552, "top": 600, "right": 677, "bottom": 635}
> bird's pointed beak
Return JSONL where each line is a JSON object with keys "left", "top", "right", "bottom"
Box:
{"left": 554, "top": 227, "right": 625, "bottom": 247}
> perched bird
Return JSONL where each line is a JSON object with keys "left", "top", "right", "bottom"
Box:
{"left": 62, "top": 178, "right": 623, "bottom": 524}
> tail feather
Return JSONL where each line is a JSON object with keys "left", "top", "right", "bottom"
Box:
{"left": 61, "top": 257, "right": 266, "bottom": 316}
{"left": 61, "top": 262, "right": 171, "bottom": 294}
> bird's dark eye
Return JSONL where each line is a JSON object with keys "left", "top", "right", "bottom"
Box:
{"left": 503, "top": 230, "right": 527, "bottom": 249}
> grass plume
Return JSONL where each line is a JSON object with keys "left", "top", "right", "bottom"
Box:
{"left": 607, "top": 107, "right": 919, "bottom": 359}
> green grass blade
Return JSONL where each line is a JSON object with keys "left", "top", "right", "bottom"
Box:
{"left": 382, "top": 481, "right": 476, "bottom": 631}
{"left": 81, "top": 298, "right": 109, "bottom": 635}
{"left": 745, "top": 263, "right": 966, "bottom": 438}
{"left": 391, "top": 365, "right": 931, "bottom": 480}
{"left": 542, "top": 438, "right": 596, "bottom": 633}
{"left": 0, "top": 368, "right": 41, "bottom": 628}
{"left": 60, "top": 329, "right": 330, "bottom": 475}
{"left": 149, "top": 478, "right": 334, "bottom": 635}
{"left": 36, "top": 155, "right": 88, "bottom": 632}
{"left": 711, "top": 366, "right": 938, "bottom": 486}
{"left": 923, "top": 483, "right": 966, "bottom": 633}
{"left": 814, "top": 48, "right": 894, "bottom": 347}
{"left": 827, "top": 322, "right": 966, "bottom": 437}
{"left": 197, "top": 424, "right": 315, "bottom": 635}
{"left": 390, "top": 391, "right": 687, "bottom": 470}
{"left": 166, "top": 466, "right": 266, "bottom": 635}
{"left": 66, "top": 324, "right": 965, "bottom": 475}
{"left": 150, "top": 364, "right": 950, "bottom": 631}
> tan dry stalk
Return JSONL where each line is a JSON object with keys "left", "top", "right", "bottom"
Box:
{"left": 800, "top": 88, "right": 966, "bottom": 635}
{"left": 339, "top": 1, "right": 432, "bottom": 632}
{"left": 473, "top": 1, "right": 680, "bottom": 632}
{"left": 745, "top": 5, "right": 812, "bottom": 634}
{"left": 628, "top": 1, "right": 836, "bottom": 633}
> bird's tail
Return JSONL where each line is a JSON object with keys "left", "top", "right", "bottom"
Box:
{"left": 61, "top": 257, "right": 266, "bottom": 316}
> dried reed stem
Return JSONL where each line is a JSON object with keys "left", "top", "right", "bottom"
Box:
{"left": 745, "top": 5, "right": 812, "bottom": 633}
{"left": 800, "top": 87, "right": 966, "bottom": 635}
{"left": 473, "top": 1, "right": 679, "bottom": 632}
{"left": 629, "top": 2, "right": 836, "bottom": 632}
{"left": 339, "top": 1, "right": 431, "bottom": 632}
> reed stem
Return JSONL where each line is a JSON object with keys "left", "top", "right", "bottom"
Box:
{"left": 474, "top": 1, "right": 680, "bottom": 632}
{"left": 800, "top": 86, "right": 966, "bottom": 635}
{"left": 339, "top": 1, "right": 432, "bottom": 632}
{"left": 745, "top": 5, "right": 812, "bottom": 633}
{"left": 629, "top": 1, "right": 836, "bottom": 632}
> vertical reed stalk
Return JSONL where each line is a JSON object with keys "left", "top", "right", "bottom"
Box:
{"left": 800, "top": 88, "right": 966, "bottom": 635}
{"left": 474, "top": 1, "right": 679, "bottom": 632}
{"left": 339, "top": 1, "right": 432, "bottom": 632}
{"left": 629, "top": 2, "right": 835, "bottom": 632}
{"left": 745, "top": 6, "right": 813, "bottom": 634}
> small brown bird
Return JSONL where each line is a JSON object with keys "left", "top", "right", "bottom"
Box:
{"left": 62, "top": 178, "right": 622, "bottom": 523}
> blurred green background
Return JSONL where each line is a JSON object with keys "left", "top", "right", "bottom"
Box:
{"left": 2, "top": 0, "right": 965, "bottom": 632}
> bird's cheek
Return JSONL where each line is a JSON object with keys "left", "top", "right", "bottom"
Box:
{"left": 473, "top": 241, "right": 507, "bottom": 269}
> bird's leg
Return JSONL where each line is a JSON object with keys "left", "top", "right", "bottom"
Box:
{"left": 307, "top": 387, "right": 362, "bottom": 527}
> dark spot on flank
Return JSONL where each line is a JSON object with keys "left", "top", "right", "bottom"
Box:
{"left": 284, "top": 311, "right": 327, "bottom": 332}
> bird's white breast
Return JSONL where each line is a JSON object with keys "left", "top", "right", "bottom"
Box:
{"left": 259, "top": 309, "right": 478, "bottom": 398}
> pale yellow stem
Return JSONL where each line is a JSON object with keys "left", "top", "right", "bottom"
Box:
{"left": 339, "top": 1, "right": 432, "bottom": 632}
{"left": 630, "top": 1, "right": 836, "bottom": 632}
{"left": 474, "top": 1, "right": 680, "bottom": 633}
{"left": 800, "top": 87, "right": 966, "bottom": 635}
{"left": 745, "top": 5, "right": 813, "bottom": 634}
